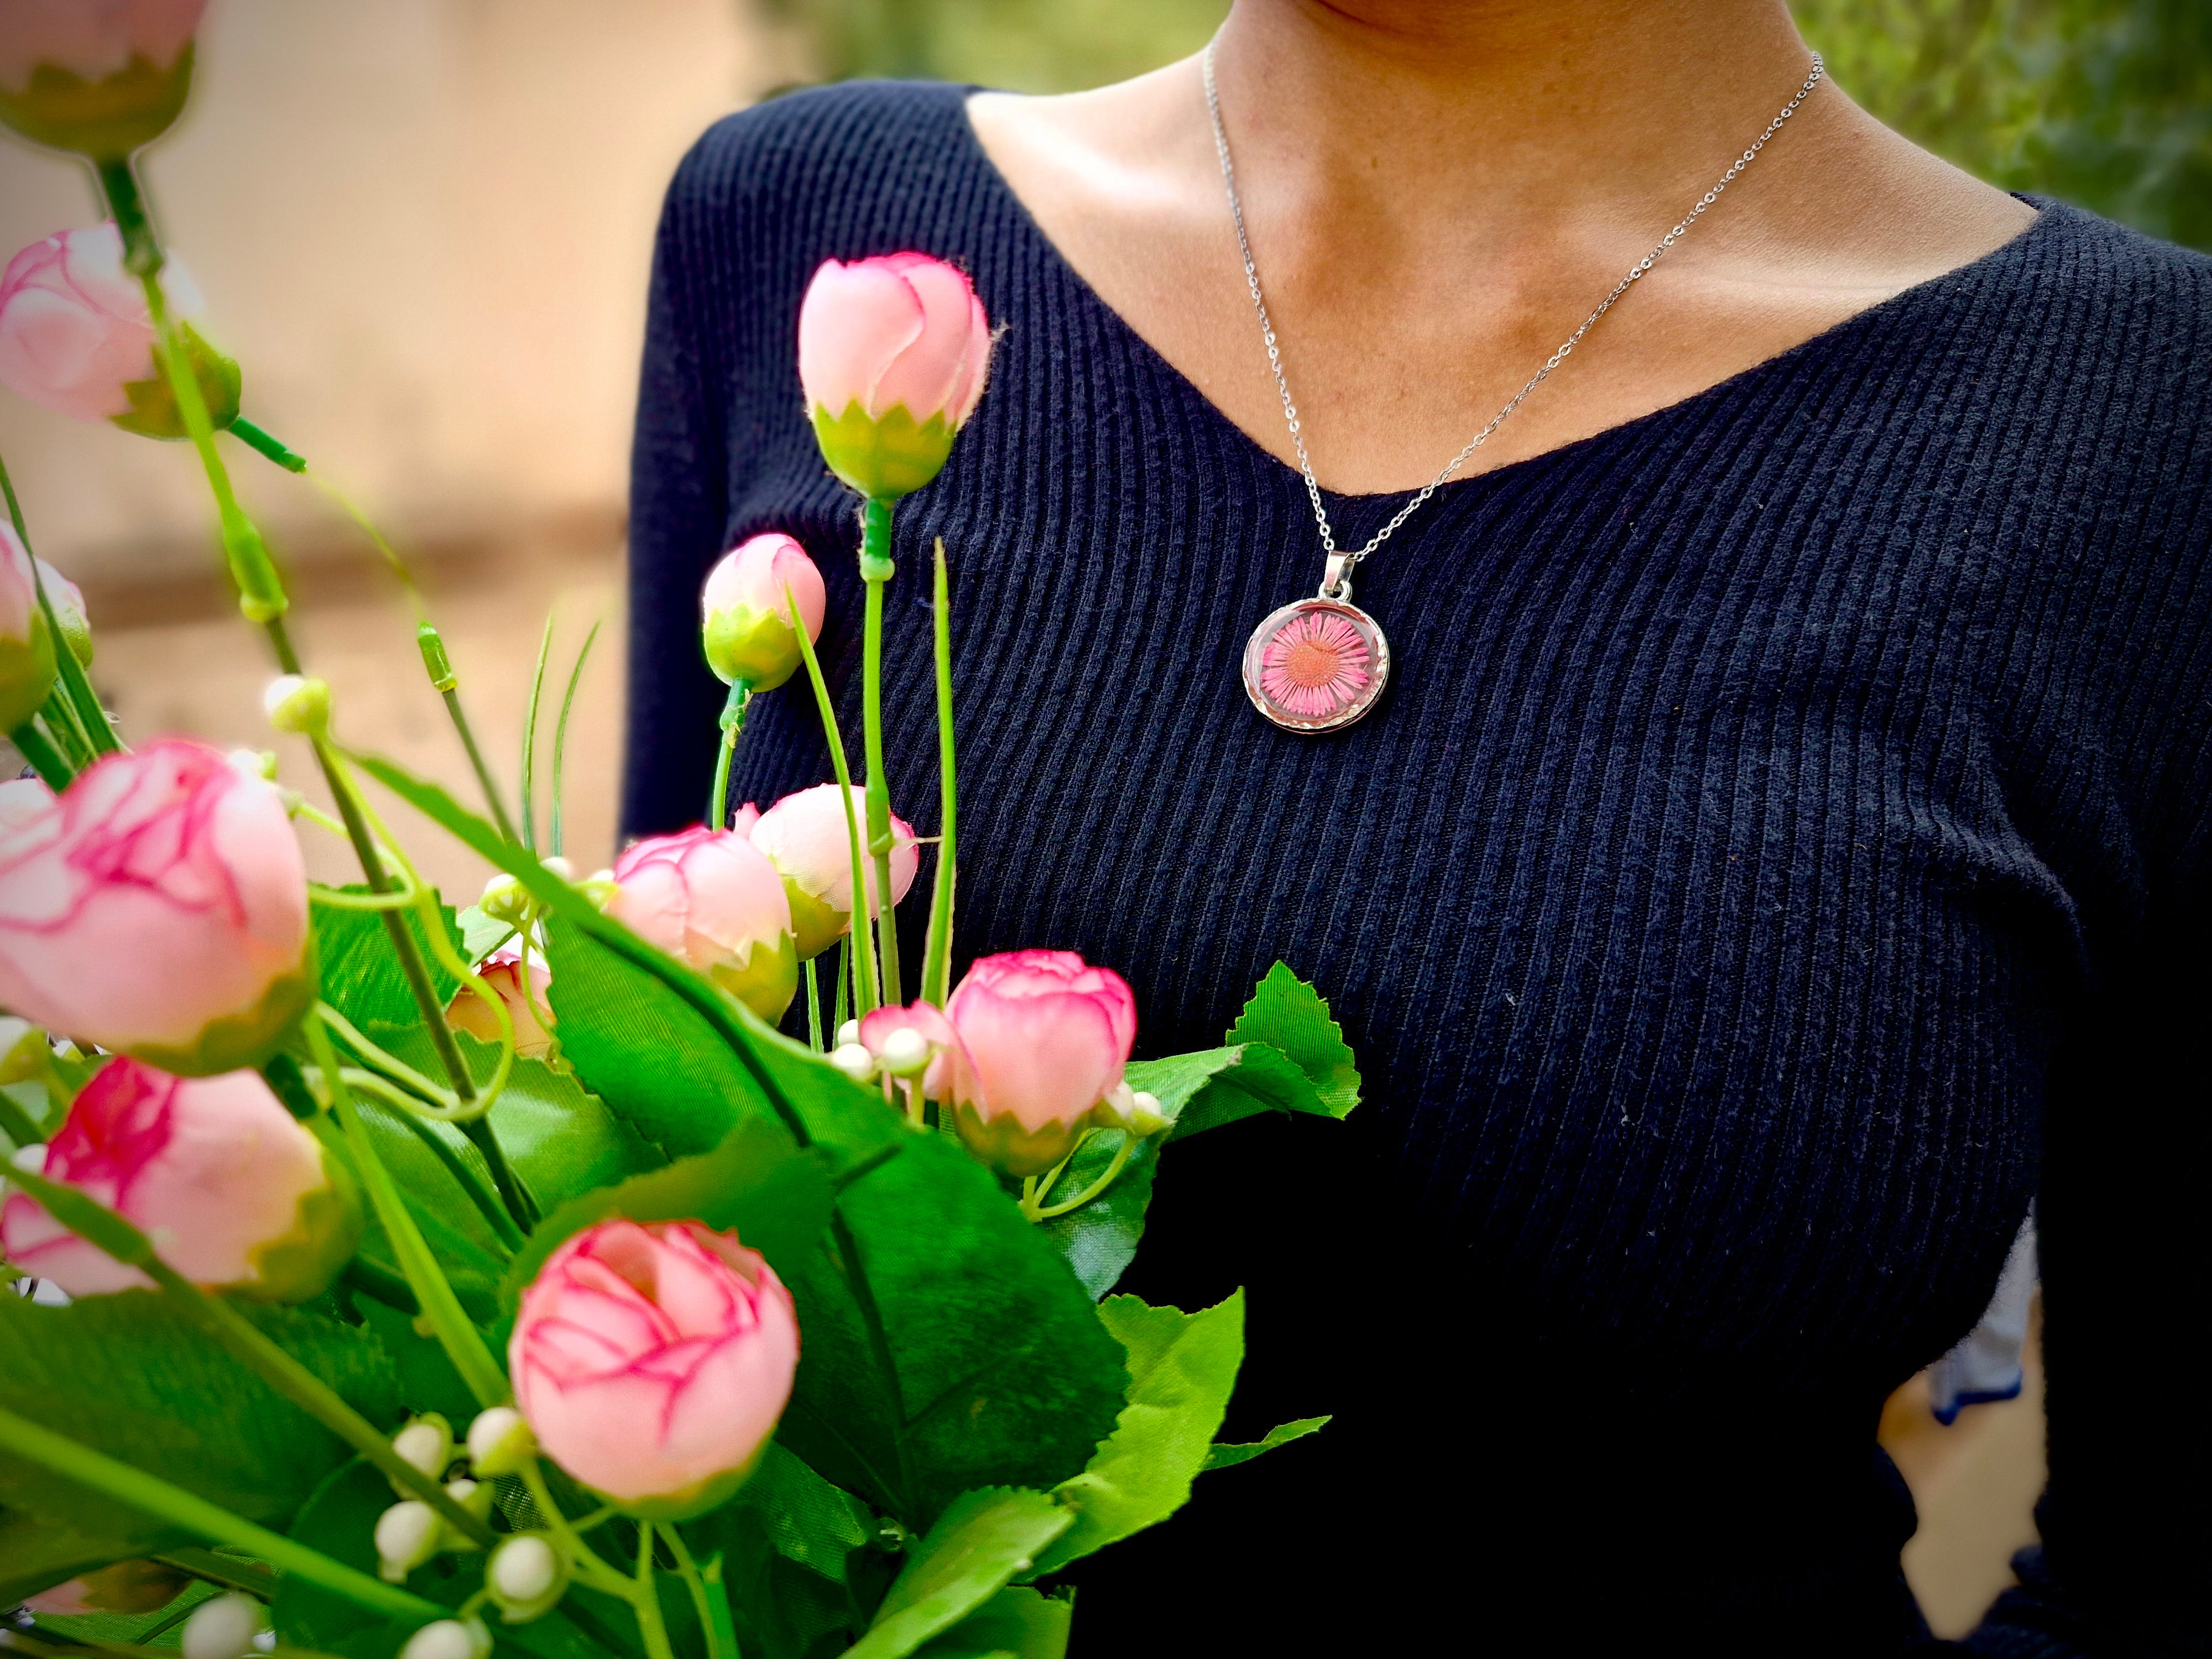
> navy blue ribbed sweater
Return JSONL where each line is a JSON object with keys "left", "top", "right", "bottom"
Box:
{"left": 622, "top": 81, "right": 2211, "bottom": 1657}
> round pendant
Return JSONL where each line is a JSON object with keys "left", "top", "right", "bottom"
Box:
{"left": 1241, "top": 595, "right": 1391, "bottom": 733}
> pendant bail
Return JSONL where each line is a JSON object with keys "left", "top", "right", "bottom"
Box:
{"left": 1319, "top": 553, "right": 1353, "bottom": 602}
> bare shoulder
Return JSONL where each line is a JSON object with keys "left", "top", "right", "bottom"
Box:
{"left": 968, "top": 65, "right": 1213, "bottom": 229}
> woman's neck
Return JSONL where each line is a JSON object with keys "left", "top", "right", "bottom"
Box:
{"left": 1209, "top": 0, "right": 1818, "bottom": 241}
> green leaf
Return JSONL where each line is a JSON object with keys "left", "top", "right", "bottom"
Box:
{"left": 1201, "top": 1415, "right": 1330, "bottom": 1472}
{"left": 543, "top": 920, "right": 903, "bottom": 1166}
{"left": 371, "top": 1026, "right": 666, "bottom": 1212}
{"left": 1029, "top": 1292, "right": 1244, "bottom": 1576}
{"left": 1035, "top": 1134, "right": 1158, "bottom": 1300}
{"left": 1135, "top": 1042, "right": 1317, "bottom": 1142}
{"left": 844, "top": 1489, "right": 1072, "bottom": 1659}
{"left": 353, "top": 1299, "right": 477, "bottom": 1426}
{"left": 0, "top": 1291, "right": 397, "bottom": 1599}
{"left": 1222, "top": 962, "right": 1359, "bottom": 1115}
{"left": 685, "top": 1445, "right": 886, "bottom": 1659}
{"left": 498, "top": 1119, "right": 834, "bottom": 1315}
{"left": 313, "top": 1113, "right": 504, "bottom": 1325}
{"left": 910, "top": 1588, "right": 1071, "bottom": 1659}
{"left": 311, "top": 890, "right": 463, "bottom": 1034}
{"left": 779, "top": 1130, "right": 1129, "bottom": 1528}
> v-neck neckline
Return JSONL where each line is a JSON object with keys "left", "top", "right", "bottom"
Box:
{"left": 949, "top": 86, "right": 2061, "bottom": 511}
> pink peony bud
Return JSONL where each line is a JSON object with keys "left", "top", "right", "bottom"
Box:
{"left": 446, "top": 944, "right": 554, "bottom": 1060}
{"left": 932, "top": 950, "right": 1138, "bottom": 1176}
{"left": 604, "top": 826, "right": 797, "bottom": 1022}
{"left": 0, "top": 0, "right": 207, "bottom": 157}
{"left": 509, "top": 1218, "right": 799, "bottom": 1519}
{"left": 0, "top": 739, "right": 314, "bottom": 1074}
{"left": 747, "top": 783, "right": 919, "bottom": 962}
{"left": 0, "top": 1058, "right": 363, "bottom": 1300}
{"left": 0, "top": 523, "right": 57, "bottom": 731}
{"left": 797, "top": 253, "right": 993, "bottom": 500}
{"left": 701, "top": 533, "right": 826, "bottom": 693}
{"left": 0, "top": 225, "right": 239, "bottom": 436}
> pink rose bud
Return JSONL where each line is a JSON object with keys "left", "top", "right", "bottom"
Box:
{"left": 0, "top": 1058, "right": 363, "bottom": 1300}
{"left": 0, "top": 0, "right": 208, "bottom": 158}
{"left": 0, "top": 523, "right": 57, "bottom": 731}
{"left": 510, "top": 1219, "right": 799, "bottom": 1519}
{"left": 446, "top": 944, "right": 554, "bottom": 1060}
{"left": 604, "top": 826, "right": 797, "bottom": 1022}
{"left": 935, "top": 950, "right": 1138, "bottom": 1176}
{"left": 701, "top": 532, "right": 826, "bottom": 693}
{"left": 797, "top": 252, "right": 993, "bottom": 500}
{"left": 0, "top": 224, "right": 240, "bottom": 437}
{"left": 748, "top": 782, "right": 919, "bottom": 962}
{"left": 0, "top": 740, "right": 314, "bottom": 1073}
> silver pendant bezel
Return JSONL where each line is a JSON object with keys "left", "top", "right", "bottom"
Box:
{"left": 1241, "top": 595, "right": 1391, "bottom": 733}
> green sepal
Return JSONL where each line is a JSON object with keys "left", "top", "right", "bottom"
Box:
{"left": 123, "top": 957, "right": 317, "bottom": 1077}
{"left": 782, "top": 880, "right": 850, "bottom": 963}
{"left": 595, "top": 1442, "right": 769, "bottom": 1524}
{"left": 0, "top": 607, "right": 57, "bottom": 733}
{"left": 703, "top": 605, "right": 804, "bottom": 692}
{"left": 708, "top": 929, "right": 799, "bottom": 1025}
{"left": 811, "top": 402, "right": 954, "bottom": 502}
{"left": 947, "top": 1101, "right": 1084, "bottom": 1181}
{"left": 238, "top": 1151, "right": 366, "bottom": 1305}
{"left": 112, "top": 320, "right": 242, "bottom": 440}
{"left": 0, "top": 45, "right": 197, "bottom": 159}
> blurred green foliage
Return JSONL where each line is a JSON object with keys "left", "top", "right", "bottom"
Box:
{"left": 760, "top": 0, "right": 2209, "bottom": 251}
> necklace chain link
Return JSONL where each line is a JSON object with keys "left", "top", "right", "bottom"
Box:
{"left": 1203, "top": 42, "right": 1827, "bottom": 593}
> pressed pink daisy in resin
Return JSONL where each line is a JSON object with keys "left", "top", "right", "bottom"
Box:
{"left": 1259, "top": 609, "right": 1371, "bottom": 718}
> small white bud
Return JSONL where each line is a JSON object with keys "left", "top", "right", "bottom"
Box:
{"left": 465, "top": 1404, "right": 536, "bottom": 1476}
{"left": 262, "top": 674, "right": 331, "bottom": 735}
{"left": 836, "top": 1019, "right": 860, "bottom": 1048}
{"left": 388, "top": 1413, "right": 452, "bottom": 1496}
{"left": 877, "top": 1026, "right": 932, "bottom": 1076}
{"left": 375, "top": 1499, "right": 440, "bottom": 1583}
{"left": 540, "top": 855, "right": 575, "bottom": 881}
{"left": 442, "top": 1476, "right": 495, "bottom": 1541}
{"left": 400, "top": 1619, "right": 493, "bottom": 1659}
{"left": 181, "top": 1594, "right": 263, "bottom": 1659}
{"left": 830, "top": 1042, "right": 876, "bottom": 1083}
{"left": 1103, "top": 1081, "right": 1139, "bottom": 1125}
{"left": 480, "top": 873, "right": 530, "bottom": 925}
{"left": 487, "top": 1533, "right": 568, "bottom": 1623}
{"left": 225, "top": 747, "right": 278, "bottom": 781}
{"left": 1126, "top": 1090, "right": 1170, "bottom": 1138}
{"left": 11, "top": 1141, "right": 45, "bottom": 1174}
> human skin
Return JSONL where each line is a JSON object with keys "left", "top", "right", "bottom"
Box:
{"left": 967, "top": 0, "right": 2036, "bottom": 495}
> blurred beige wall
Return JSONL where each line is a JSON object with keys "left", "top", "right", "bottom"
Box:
{"left": 0, "top": 0, "right": 791, "bottom": 589}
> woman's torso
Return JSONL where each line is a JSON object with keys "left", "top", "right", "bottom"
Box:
{"left": 623, "top": 80, "right": 2212, "bottom": 1652}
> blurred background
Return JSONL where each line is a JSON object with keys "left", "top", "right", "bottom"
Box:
{"left": 1, "top": 0, "right": 2203, "bottom": 1635}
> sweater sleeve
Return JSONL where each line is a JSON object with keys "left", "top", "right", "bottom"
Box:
{"left": 1962, "top": 248, "right": 2212, "bottom": 1658}
{"left": 622, "top": 129, "right": 735, "bottom": 842}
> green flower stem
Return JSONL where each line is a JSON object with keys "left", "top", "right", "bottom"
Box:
{"left": 306, "top": 735, "right": 481, "bottom": 1113}
{"left": 11, "top": 719, "right": 71, "bottom": 790}
{"left": 341, "top": 1256, "right": 419, "bottom": 1315}
{"left": 1030, "top": 1129, "right": 1134, "bottom": 1223}
{"left": 0, "top": 448, "right": 121, "bottom": 758}
{"left": 832, "top": 936, "right": 851, "bottom": 1039}
{"left": 858, "top": 499, "right": 902, "bottom": 1010}
{"left": 805, "top": 957, "right": 823, "bottom": 1051}
{"left": 632, "top": 1516, "right": 678, "bottom": 1659}
{"left": 707, "top": 681, "right": 749, "bottom": 831}
{"left": 1, "top": 1162, "right": 498, "bottom": 1547}
{"left": 919, "top": 539, "right": 957, "bottom": 1007}
{"left": 309, "top": 1011, "right": 509, "bottom": 1407}
{"left": 662, "top": 1527, "right": 739, "bottom": 1659}
{"left": 38, "top": 687, "right": 95, "bottom": 773}
{"left": 521, "top": 614, "right": 554, "bottom": 852}
{"left": 229, "top": 416, "right": 307, "bottom": 473}
{"left": 549, "top": 618, "right": 601, "bottom": 859}
{"left": 788, "top": 587, "right": 877, "bottom": 1018}
{"left": 0, "top": 1404, "right": 441, "bottom": 1621}
{"left": 443, "top": 687, "right": 519, "bottom": 844}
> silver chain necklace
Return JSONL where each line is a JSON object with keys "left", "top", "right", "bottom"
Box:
{"left": 1212, "top": 42, "right": 1828, "bottom": 732}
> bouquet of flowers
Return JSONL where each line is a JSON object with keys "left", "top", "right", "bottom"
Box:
{"left": 0, "top": 11, "right": 1360, "bottom": 1659}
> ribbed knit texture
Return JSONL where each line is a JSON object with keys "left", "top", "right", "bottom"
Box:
{"left": 624, "top": 82, "right": 2211, "bottom": 1657}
